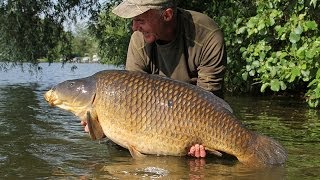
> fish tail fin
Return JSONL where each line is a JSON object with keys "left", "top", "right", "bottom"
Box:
{"left": 239, "top": 134, "right": 287, "bottom": 167}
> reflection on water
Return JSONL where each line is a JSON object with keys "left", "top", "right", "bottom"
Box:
{"left": 0, "top": 63, "right": 319, "bottom": 179}
{"left": 0, "top": 84, "right": 48, "bottom": 178}
{"left": 93, "top": 156, "right": 286, "bottom": 179}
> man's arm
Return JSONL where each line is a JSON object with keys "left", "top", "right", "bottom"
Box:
{"left": 197, "top": 30, "right": 227, "bottom": 99}
{"left": 125, "top": 32, "right": 148, "bottom": 72}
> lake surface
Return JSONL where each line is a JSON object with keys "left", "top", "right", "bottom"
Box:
{"left": 0, "top": 63, "right": 319, "bottom": 179}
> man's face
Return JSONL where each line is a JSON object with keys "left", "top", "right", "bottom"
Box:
{"left": 131, "top": 9, "right": 163, "bottom": 44}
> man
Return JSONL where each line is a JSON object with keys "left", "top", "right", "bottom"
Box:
{"left": 82, "top": 0, "right": 227, "bottom": 158}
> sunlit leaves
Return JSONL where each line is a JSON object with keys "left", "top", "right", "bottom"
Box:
{"left": 309, "top": 0, "right": 318, "bottom": 8}
{"left": 221, "top": 0, "right": 319, "bottom": 107}
{"left": 261, "top": 83, "right": 269, "bottom": 93}
{"left": 304, "top": 21, "right": 318, "bottom": 31}
{"left": 289, "top": 32, "right": 300, "bottom": 43}
{"left": 306, "top": 78, "right": 320, "bottom": 108}
{"left": 294, "top": 25, "right": 303, "bottom": 35}
{"left": 261, "top": 80, "right": 287, "bottom": 92}
{"left": 270, "top": 79, "right": 280, "bottom": 91}
{"left": 289, "top": 67, "right": 300, "bottom": 82}
{"left": 317, "top": 69, "right": 320, "bottom": 79}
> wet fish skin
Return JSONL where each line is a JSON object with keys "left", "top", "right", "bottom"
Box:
{"left": 44, "top": 70, "right": 287, "bottom": 167}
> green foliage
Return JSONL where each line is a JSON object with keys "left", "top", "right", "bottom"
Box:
{"left": 89, "top": 1, "right": 131, "bottom": 66}
{"left": 0, "top": 0, "right": 100, "bottom": 63}
{"left": 72, "top": 25, "right": 99, "bottom": 58}
{"left": 208, "top": 0, "right": 320, "bottom": 107}
{"left": 205, "top": 0, "right": 257, "bottom": 93}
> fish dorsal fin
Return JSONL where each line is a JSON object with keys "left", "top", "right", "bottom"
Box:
{"left": 86, "top": 111, "right": 105, "bottom": 140}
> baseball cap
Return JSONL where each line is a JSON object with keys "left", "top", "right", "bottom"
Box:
{"left": 112, "top": 0, "right": 173, "bottom": 18}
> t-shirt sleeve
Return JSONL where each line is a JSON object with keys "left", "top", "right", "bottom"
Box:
{"left": 197, "top": 29, "right": 227, "bottom": 98}
{"left": 125, "top": 32, "right": 148, "bottom": 72}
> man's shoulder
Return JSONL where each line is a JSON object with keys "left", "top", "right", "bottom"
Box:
{"left": 130, "top": 31, "right": 146, "bottom": 50}
{"left": 179, "top": 8, "right": 220, "bottom": 30}
{"left": 178, "top": 8, "right": 223, "bottom": 46}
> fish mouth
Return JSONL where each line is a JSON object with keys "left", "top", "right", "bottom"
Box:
{"left": 44, "top": 89, "right": 90, "bottom": 116}
{"left": 44, "top": 90, "right": 62, "bottom": 106}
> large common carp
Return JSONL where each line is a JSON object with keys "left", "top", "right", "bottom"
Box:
{"left": 44, "top": 70, "right": 287, "bottom": 166}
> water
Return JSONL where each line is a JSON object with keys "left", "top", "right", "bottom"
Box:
{"left": 0, "top": 63, "right": 319, "bottom": 179}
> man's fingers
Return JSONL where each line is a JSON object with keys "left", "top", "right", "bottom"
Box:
{"left": 199, "top": 145, "right": 206, "bottom": 158}
{"left": 188, "top": 144, "right": 206, "bottom": 158}
{"left": 84, "top": 124, "right": 89, "bottom": 132}
{"left": 194, "top": 144, "right": 200, "bottom": 158}
{"left": 80, "top": 121, "right": 89, "bottom": 132}
{"left": 81, "top": 121, "right": 87, "bottom": 126}
{"left": 188, "top": 145, "right": 196, "bottom": 155}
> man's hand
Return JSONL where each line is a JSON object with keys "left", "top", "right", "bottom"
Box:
{"left": 80, "top": 120, "right": 89, "bottom": 132}
{"left": 188, "top": 144, "right": 206, "bottom": 158}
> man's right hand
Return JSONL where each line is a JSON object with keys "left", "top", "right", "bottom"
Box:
{"left": 80, "top": 121, "right": 89, "bottom": 132}
{"left": 188, "top": 144, "right": 206, "bottom": 158}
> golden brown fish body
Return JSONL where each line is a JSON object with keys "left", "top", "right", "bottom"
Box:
{"left": 44, "top": 70, "right": 287, "bottom": 166}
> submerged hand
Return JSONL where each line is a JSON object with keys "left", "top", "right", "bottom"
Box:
{"left": 188, "top": 144, "right": 206, "bottom": 158}
{"left": 80, "top": 120, "right": 89, "bottom": 132}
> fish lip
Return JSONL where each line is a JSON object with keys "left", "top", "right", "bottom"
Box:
{"left": 44, "top": 90, "right": 61, "bottom": 106}
{"left": 49, "top": 99, "right": 62, "bottom": 106}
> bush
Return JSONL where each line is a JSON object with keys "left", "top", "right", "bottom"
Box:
{"left": 210, "top": 0, "right": 320, "bottom": 107}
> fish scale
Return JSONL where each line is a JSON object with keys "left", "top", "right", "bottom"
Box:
{"left": 44, "top": 70, "right": 287, "bottom": 166}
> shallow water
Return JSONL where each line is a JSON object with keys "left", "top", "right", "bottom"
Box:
{"left": 0, "top": 63, "right": 319, "bottom": 179}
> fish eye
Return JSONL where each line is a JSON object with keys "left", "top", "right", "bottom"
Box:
{"left": 69, "top": 82, "right": 75, "bottom": 88}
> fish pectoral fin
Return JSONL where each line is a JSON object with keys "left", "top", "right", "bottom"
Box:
{"left": 86, "top": 111, "right": 105, "bottom": 141}
{"left": 205, "top": 148, "right": 223, "bottom": 157}
{"left": 128, "top": 145, "right": 146, "bottom": 159}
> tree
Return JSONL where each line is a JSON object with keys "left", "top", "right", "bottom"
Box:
{"left": 71, "top": 24, "right": 99, "bottom": 58}
{"left": 88, "top": 0, "right": 130, "bottom": 66}
{"left": 0, "top": 0, "right": 101, "bottom": 63}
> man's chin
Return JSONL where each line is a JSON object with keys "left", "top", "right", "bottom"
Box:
{"left": 143, "top": 35, "right": 157, "bottom": 44}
